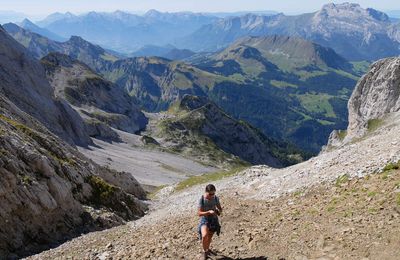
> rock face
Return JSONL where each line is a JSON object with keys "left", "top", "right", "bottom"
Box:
{"left": 346, "top": 57, "right": 400, "bottom": 140}
{"left": 0, "top": 26, "right": 91, "bottom": 147}
{"left": 41, "top": 52, "right": 148, "bottom": 140}
{"left": 0, "top": 26, "right": 147, "bottom": 258}
{"left": 326, "top": 57, "right": 400, "bottom": 148}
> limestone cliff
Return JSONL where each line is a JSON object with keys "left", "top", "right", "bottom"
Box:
{"left": 326, "top": 57, "right": 400, "bottom": 148}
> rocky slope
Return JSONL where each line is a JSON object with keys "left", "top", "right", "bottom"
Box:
{"left": 0, "top": 25, "right": 148, "bottom": 258}
{"left": 145, "top": 95, "right": 303, "bottom": 168}
{"left": 0, "top": 25, "right": 91, "bottom": 147}
{"left": 41, "top": 52, "right": 147, "bottom": 140}
{"left": 180, "top": 3, "right": 400, "bottom": 61}
{"left": 327, "top": 57, "right": 400, "bottom": 148}
{"left": 29, "top": 167, "right": 400, "bottom": 259}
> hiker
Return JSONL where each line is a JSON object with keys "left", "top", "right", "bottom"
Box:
{"left": 198, "top": 184, "right": 222, "bottom": 259}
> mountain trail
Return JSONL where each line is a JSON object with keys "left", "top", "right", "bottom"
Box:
{"left": 27, "top": 111, "right": 400, "bottom": 259}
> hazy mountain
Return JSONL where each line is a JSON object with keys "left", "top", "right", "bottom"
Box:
{"left": 3, "top": 23, "right": 119, "bottom": 71}
{"left": 37, "top": 10, "right": 218, "bottom": 53}
{"left": 36, "top": 12, "right": 77, "bottom": 27}
{"left": 19, "top": 18, "right": 65, "bottom": 41}
{"left": 179, "top": 3, "right": 400, "bottom": 61}
{"left": 130, "top": 44, "right": 196, "bottom": 60}
{"left": 205, "top": 10, "right": 278, "bottom": 18}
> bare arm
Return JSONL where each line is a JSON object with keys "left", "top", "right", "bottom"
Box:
{"left": 198, "top": 207, "right": 216, "bottom": 217}
{"left": 216, "top": 203, "right": 222, "bottom": 213}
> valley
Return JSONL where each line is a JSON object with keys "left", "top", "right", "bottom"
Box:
{"left": 1, "top": 1, "right": 400, "bottom": 259}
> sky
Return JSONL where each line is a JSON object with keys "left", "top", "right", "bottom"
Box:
{"left": 0, "top": 0, "right": 399, "bottom": 18}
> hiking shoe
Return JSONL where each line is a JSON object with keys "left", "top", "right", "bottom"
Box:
{"left": 208, "top": 249, "right": 217, "bottom": 256}
{"left": 203, "top": 250, "right": 209, "bottom": 260}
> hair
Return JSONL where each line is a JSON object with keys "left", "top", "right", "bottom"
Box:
{"left": 205, "top": 184, "right": 216, "bottom": 192}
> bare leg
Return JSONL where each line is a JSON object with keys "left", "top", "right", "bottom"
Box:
{"left": 201, "top": 225, "right": 209, "bottom": 252}
{"left": 206, "top": 232, "right": 214, "bottom": 251}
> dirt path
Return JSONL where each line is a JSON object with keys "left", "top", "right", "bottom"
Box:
{"left": 27, "top": 112, "right": 400, "bottom": 259}
{"left": 27, "top": 169, "right": 400, "bottom": 260}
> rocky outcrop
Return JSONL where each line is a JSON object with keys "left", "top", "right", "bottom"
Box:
{"left": 0, "top": 97, "right": 147, "bottom": 259}
{"left": 41, "top": 52, "right": 148, "bottom": 140}
{"left": 155, "top": 95, "right": 303, "bottom": 167}
{"left": 326, "top": 57, "right": 400, "bottom": 148}
{"left": 0, "top": 26, "right": 92, "bottom": 147}
{"left": 346, "top": 58, "right": 400, "bottom": 139}
{"left": 0, "top": 26, "right": 147, "bottom": 258}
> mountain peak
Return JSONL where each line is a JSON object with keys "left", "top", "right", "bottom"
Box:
{"left": 145, "top": 9, "right": 162, "bottom": 17}
{"left": 322, "top": 2, "right": 361, "bottom": 10}
{"left": 21, "top": 18, "right": 34, "bottom": 25}
{"left": 318, "top": 2, "right": 389, "bottom": 22}
{"left": 69, "top": 35, "right": 85, "bottom": 42}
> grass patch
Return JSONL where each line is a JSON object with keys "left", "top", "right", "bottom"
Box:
{"left": 159, "top": 163, "right": 184, "bottom": 174}
{"left": 86, "top": 175, "right": 117, "bottom": 205}
{"left": 297, "top": 93, "right": 336, "bottom": 118}
{"left": 397, "top": 194, "right": 400, "bottom": 207}
{"left": 367, "top": 118, "right": 383, "bottom": 133}
{"left": 337, "top": 130, "right": 347, "bottom": 141}
{"left": 336, "top": 174, "right": 350, "bottom": 187}
{"left": 270, "top": 80, "right": 298, "bottom": 89}
{"left": 350, "top": 61, "right": 371, "bottom": 76}
{"left": 148, "top": 184, "right": 168, "bottom": 200}
{"left": 327, "top": 206, "right": 336, "bottom": 212}
{"left": 382, "top": 161, "right": 400, "bottom": 173}
{"left": 22, "top": 175, "right": 32, "bottom": 185}
{"left": 343, "top": 210, "right": 353, "bottom": 217}
{"left": 175, "top": 166, "right": 248, "bottom": 192}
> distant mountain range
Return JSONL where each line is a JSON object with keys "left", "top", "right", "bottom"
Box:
{"left": 18, "top": 18, "right": 65, "bottom": 41}
{"left": 129, "top": 44, "right": 196, "bottom": 60}
{"left": 33, "top": 10, "right": 218, "bottom": 53}
{"left": 2, "top": 4, "right": 399, "bottom": 61}
{"left": 179, "top": 3, "right": 400, "bottom": 61}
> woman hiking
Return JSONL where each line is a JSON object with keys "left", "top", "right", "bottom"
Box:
{"left": 198, "top": 184, "right": 222, "bottom": 259}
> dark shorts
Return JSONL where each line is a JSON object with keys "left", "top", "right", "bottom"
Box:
{"left": 198, "top": 216, "right": 220, "bottom": 240}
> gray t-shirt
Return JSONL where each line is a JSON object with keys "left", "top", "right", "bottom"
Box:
{"left": 198, "top": 195, "right": 220, "bottom": 211}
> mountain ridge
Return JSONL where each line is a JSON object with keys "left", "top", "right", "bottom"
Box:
{"left": 179, "top": 3, "right": 400, "bottom": 61}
